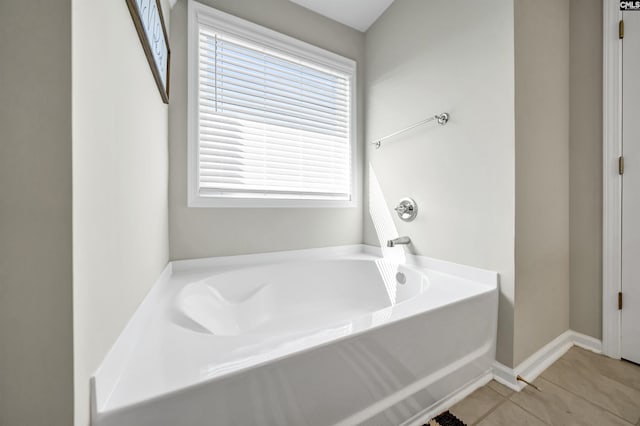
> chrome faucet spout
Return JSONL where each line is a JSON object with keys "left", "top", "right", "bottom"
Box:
{"left": 387, "top": 236, "right": 411, "bottom": 247}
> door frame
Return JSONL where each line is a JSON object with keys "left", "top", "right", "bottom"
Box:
{"left": 603, "top": 0, "right": 623, "bottom": 359}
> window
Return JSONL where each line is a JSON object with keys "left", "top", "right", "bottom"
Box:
{"left": 188, "top": 1, "right": 357, "bottom": 207}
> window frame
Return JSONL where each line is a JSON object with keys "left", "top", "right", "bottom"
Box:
{"left": 187, "top": 0, "right": 358, "bottom": 208}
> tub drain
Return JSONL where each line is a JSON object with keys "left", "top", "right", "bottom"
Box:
{"left": 396, "top": 272, "right": 406, "bottom": 285}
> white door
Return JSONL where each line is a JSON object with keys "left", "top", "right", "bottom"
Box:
{"left": 622, "top": 11, "right": 640, "bottom": 365}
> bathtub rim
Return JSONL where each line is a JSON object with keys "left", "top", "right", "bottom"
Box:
{"left": 91, "top": 244, "right": 499, "bottom": 420}
{"left": 92, "top": 290, "right": 498, "bottom": 424}
{"left": 171, "top": 244, "right": 498, "bottom": 288}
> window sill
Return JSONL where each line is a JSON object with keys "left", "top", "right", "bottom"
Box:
{"left": 188, "top": 194, "right": 357, "bottom": 209}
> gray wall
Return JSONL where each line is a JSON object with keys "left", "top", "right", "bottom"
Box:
{"left": 513, "top": 0, "right": 571, "bottom": 365}
{"left": 0, "top": 1, "right": 74, "bottom": 425}
{"left": 72, "top": 0, "right": 171, "bottom": 424}
{"left": 169, "top": 0, "right": 366, "bottom": 260}
{"left": 569, "top": 0, "right": 603, "bottom": 340}
{"left": 364, "top": 0, "right": 517, "bottom": 366}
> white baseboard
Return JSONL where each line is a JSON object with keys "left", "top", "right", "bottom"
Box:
{"left": 398, "top": 331, "right": 602, "bottom": 425}
{"left": 492, "top": 361, "right": 520, "bottom": 390}
{"left": 493, "top": 330, "right": 602, "bottom": 391}
{"left": 572, "top": 331, "right": 603, "bottom": 354}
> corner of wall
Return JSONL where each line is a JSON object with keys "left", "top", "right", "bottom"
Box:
{"left": 72, "top": 0, "right": 171, "bottom": 423}
{"left": 568, "top": 0, "right": 604, "bottom": 341}
{"left": 364, "top": 0, "right": 517, "bottom": 367}
{"left": 513, "top": 0, "right": 575, "bottom": 365}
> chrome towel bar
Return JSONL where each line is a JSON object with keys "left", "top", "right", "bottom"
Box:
{"left": 370, "top": 112, "right": 449, "bottom": 149}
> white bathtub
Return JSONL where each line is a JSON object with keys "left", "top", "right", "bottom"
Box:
{"left": 92, "top": 246, "right": 498, "bottom": 426}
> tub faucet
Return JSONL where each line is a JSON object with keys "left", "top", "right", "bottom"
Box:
{"left": 387, "top": 236, "right": 411, "bottom": 247}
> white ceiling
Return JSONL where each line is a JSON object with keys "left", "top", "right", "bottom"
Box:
{"left": 167, "top": 0, "right": 394, "bottom": 32}
{"left": 288, "top": 0, "right": 395, "bottom": 32}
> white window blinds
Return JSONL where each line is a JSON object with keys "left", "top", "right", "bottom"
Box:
{"left": 195, "top": 25, "right": 354, "bottom": 204}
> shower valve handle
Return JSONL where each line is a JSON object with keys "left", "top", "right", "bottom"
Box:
{"left": 395, "top": 204, "right": 411, "bottom": 214}
{"left": 394, "top": 198, "right": 418, "bottom": 222}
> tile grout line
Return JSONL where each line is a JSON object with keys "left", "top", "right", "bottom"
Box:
{"left": 507, "top": 395, "right": 553, "bottom": 426}
{"left": 469, "top": 392, "right": 509, "bottom": 426}
{"left": 534, "top": 374, "right": 637, "bottom": 425}
{"left": 570, "top": 349, "right": 640, "bottom": 394}
{"left": 606, "top": 373, "right": 640, "bottom": 394}
{"left": 454, "top": 349, "right": 640, "bottom": 426}
{"left": 449, "top": 384, "right": 505, "bottom": 425}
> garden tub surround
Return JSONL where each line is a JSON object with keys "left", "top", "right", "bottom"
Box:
{"left": 91, "top": 245, "right": 498, "bottom": 426}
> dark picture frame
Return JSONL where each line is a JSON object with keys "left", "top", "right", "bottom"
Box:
{"left": 126, "top": 0, "right": 171, "bottom": 104}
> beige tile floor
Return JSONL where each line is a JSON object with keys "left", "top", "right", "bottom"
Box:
{"left": 448, "top": 347, "right": 640, "bottom": 425}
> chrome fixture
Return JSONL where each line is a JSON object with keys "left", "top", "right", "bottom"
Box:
{"left": 387, "top": 236, "right": 411, "bottom": 247}
{"left": 370, "top": 112, "right": 450, "bottom": 149}
{"left": 395, "top": 198, "right": 418, "bottom": 222}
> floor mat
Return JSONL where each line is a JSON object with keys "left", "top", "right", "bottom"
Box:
{"left": 425, "top": 410, "right": 466, "bottom": 426}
